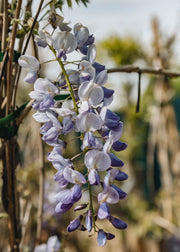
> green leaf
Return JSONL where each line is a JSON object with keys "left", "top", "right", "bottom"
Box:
{"left": 0, "top": 102, "right": 28, "bottom": 128}
{"left": 0, "top": 102, "right": 28, "bottom": 139}
{"left": 54, "top": 94, "right": 72, "bottom": 101}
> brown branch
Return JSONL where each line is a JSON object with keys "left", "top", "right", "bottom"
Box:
{"left": 1, "top": 0, "right": 8, "bottom": 52}
{"left": 15, "top": 100, "right": 34, "bottom": 126}
{"left": 107, "top": 66, "right": 180, "bottom": 78}
{"left": 12, "top": 0, "right": 45, "bottom": 109}
{"left": 6, "top": 0, "right": 22, "bottom": 114}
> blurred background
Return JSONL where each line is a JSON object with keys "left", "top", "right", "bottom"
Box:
{"left": 1, "top": 0, "right": 180, "bottom": 251}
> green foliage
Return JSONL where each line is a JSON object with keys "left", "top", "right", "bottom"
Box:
{"left": 0, "top": 102, "right": 28, "bottom": 139}
{"left": 50, "top": 0, "right": 89, "bottom": 10}
{"left": 99, "top": 35, "right": 145, "bottom": 65}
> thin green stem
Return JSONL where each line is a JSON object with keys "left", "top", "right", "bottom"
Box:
{"left": 49, "top": 46, "right": 79, "bottom": 114}
{"left": 88, "top": 182, "right": 96, "bottom": 232}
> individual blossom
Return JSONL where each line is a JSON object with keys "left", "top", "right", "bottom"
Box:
{"left": 67, "top": 215, "right": 83, "bottom": 232}
{"left": 97, "top": 230, "right": 107, "bottom": 247}
{"left": 85, "top": 210, "right": 92, "bottom": 232}
{"left": 53, "top": 31, "right": 77, "bottom": 60}
{"left": 18, "top": 55, "right": 39, "bottom": 83}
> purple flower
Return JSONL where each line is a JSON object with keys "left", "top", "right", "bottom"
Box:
{"left": 85, "top": 150, "right": 111, "bottom": 171}
{"left": 81, "top": 131, "right": 103, "bottom": 151}
{"left": 62, "top": 116, "right": 74, "bottom": 135}
{"left": 97, "top": 230, "right": 107, "bottom": 247}
{"left": 71, "top": 184, "right": 82, "bottom": 202}
{"left": 35, "top": 30, "right": 49, "bottom": 48}
{"left": 114, "top": 170, "right": 128, "bottom": 181}
{"left": 85, "top": 210, "right": 92, "bottom": 232}
{"left": 55, "top": 201, "right": 73, "bottom": 213}
{"left": 53, "top": 31, "right": 77, "bottom": 59}
{"left": 95, "top": 70, "right": 108, "bottom": 86}
{"left": 74, "top": 23, "right": 89, "bottom": 46}
{"left": 98, "top": 186, "right": 119, "bottom": 204}
{"left": 78, "top": 81, "right": 104, "bottom": 106}
{"left": 106, "top": 233, "right": 115, "bottom": 240}
{"left": 18, "top": 55, "right": 39, "bottom": 83}
{"left": 112, "top": 141, "right": 128, "bottom": 152}
{"left": 63, "top": 167, "right": 86, "bottom": 184}
{"left": 79, "top": 60, "right": 95, "bottom": 82}
{"left": 107, "top": 215, "right": 127, "bottom": 229}
{"left": 76, "top": 111, "right": 103, "bottom": 133}
{"left": 42, "top": 126, "right": 59, "bottom": 145}
{"left": 109, "top": 152, "right": 124, "bottom": 167}
{"left": 111, "top": 184, "right": 127, "bottom": 199}
{"left": 88, "top": 169, "right": 100, "bottom": 185}
{"left": 98, "top": 202, "right": 110, "bottom": 219}
{"left": 67, "top": 215, "right": 83, "bottom": 232}
{"left": 87, "top": 44, "right": 96, "bottom": 64}
{"left": 55, "top": 189, "right": 72, "bottom": 203}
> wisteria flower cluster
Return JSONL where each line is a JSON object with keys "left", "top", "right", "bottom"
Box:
{"left": 19, "top": 15, "right": 128, "bottom": 247}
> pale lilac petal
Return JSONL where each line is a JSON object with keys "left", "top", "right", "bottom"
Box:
{"left": 18, "top": 55, "right": 39, "bottom": 70}
{"left": 85, "top": 150, "right": 111, "bottom": 171}
{"left": 62, "top": 117, "right": 74, "bottom": 135}
{"left": 110, "top": 122, "right": 123, "bottom": 142}
{"left": 32, "top": 112, "right": 50, "bottom": 123}
{"left": 97, "top": 230, "right": 107, "bottom": 247}
{"left": 24, "top": 70, "right": 37, "bottom": 83}
{"left": 88, "top": 169, "right": 100, "bottom": 185}
{"left": 53, "top": 31, "right": 77, "bottom": 54}
{"left": 39, "top": 94, "right": 55, "bottom": 111}
{"left": 55, "top": 189, "right": 72, "bottom": 204}
{"left": 81, "top": 132, "right": 96, "bottom": 150}
{"left": 63, "top": 167, "right": 86, "bottom": 184}
{"left": 34, "top": 78, "right": 59, "bottom": 94}
{"left": 87, "top": 44, "right": 96, "bottom": 64}
{"left": 78, "top": 82, "right": 104, "bottom": 106}
{"left": 79, "top": 60, "right": 95, "bottom": 82}
{"left": 85, "top": 210, "right": 92, "bottom": 232}
{"left": 42, "top": 126, "right": 59, "bottom": 144}
{"left": 95, "top": 70, "right": 108, "bottom": 86}
{"left": 98, "top": 202, "right": 110, "bottom": 219}
{"left": 98, "top": 186, "right": 119, "bottom": 204}
{"left": 74, "top": 23, "right": 89, "bottom": 45}
{"left": 111, "top": 185, "right": 127, "bottom": 199}
{"left": 40, "top": 121, "right": 52, "bottom": 134}
{"left": 76, "top": 111, "right": 103, "bottom": 132}
{"left": 52, "top": 108, "right": 76, "bottom": 117}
